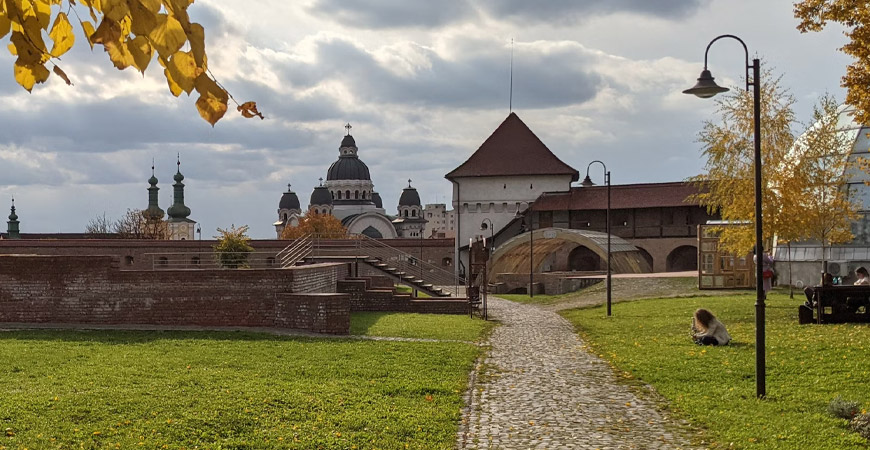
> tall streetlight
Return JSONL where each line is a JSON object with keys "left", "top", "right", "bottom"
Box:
{"left": 580, "top": 162, "right": 611, "bottom": 317}
{"left": 683, "top": 34, "right": 765, "bottom": 398}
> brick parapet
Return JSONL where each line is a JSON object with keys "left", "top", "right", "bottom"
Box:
{"left": 0, "top": 255, "right": 350, "bottom": 334}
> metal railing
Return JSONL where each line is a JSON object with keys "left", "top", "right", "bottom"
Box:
{"left": 304, "top": 234, "right": 463, "bottom": 297}
{"left": 276, "top": 234, "right": 312, "bottom": 268}
{"left": 147, "top": 251, "right": 284, "bottom": 270}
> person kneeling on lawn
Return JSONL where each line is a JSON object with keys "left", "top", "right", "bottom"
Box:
{"left": 691, "top": 308, "right": 731, "bottom": 346}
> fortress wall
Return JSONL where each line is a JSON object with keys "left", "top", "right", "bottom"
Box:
{"left": 0, "top": 255, "right": 350, "bottom": 334}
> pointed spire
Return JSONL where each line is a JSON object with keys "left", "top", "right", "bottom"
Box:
{"left": 408, "top": 178, "right": 413, "bottom": 188}
{"left": 145, "top": 161, "right": 164, "bottom": 221}
{"left": 7, "top": 196, "right": 20, "bottom": 239}
{"left": 167, "top": 155, "right": 191, "bottom": 220}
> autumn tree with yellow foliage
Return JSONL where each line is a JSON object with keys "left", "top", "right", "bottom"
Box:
{"left": 0, "top": 0, "right": 261, "bottom": 125}
{"left": 795, "top": 0, "right": 870, "bottom": 125}
{"left": 784, "top": 94, "right": 859, "bottom": 271}
{"left": 689, "top": 70, "right": 797, "bottom": 255}
{"left": 280, "top": 213, "right": 348, "bottom": 240}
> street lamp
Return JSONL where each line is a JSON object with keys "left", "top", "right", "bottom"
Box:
{"left": 480, "top": 218, "right": 494, "bottom": 256}
{"left": 581, "top": 162, "right": 611, "bottom": 317}
{"left": 684, "top": 34, "right": 765, "bottom": 398}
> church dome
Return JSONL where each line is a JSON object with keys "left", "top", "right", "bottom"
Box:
{"left": 279, "top": 185, "right": 300, "bottom": 210}
{"left": 310, "top": 185, "right": 333, "bottom": 206}
{"left": 341, "top": 134, "right": 356, "bottom": 148}
{"left": 371, "top": 191, "right": 383, "bottom": 208}
{"left": 327, "top": 156, "right": 371, "bottom": 181}
{"left": 399, "top": 183, "right": 421, "bottom": 207}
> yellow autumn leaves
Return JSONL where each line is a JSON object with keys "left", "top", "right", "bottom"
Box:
{"left": 0, "top": 0, "right": 261, "bottom": 125}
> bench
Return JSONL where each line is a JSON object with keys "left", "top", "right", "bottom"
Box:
{"left": 802, "top": 285, "right": 870, "bottom": 324}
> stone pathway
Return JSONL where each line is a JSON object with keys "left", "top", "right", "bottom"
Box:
{"left": 458, "top": 297, "right": 701, "bottom": 450}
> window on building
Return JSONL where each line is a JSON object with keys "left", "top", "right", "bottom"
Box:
{"left": 346, "top": 190, "right": 350, "bottom": 199}
{"left": 266, "top": 257, "right": 276, "bottom": 267}
{"left": 355, "top": 190, "right": 359, "bottom": 199}
{"left": 412, "top": 210, "right": 417, "bottom": 217}
{"left": 404, "top": 210, "right": 408, "bottom": 217}
{"left": 191, "top": 257, "right": 201, "bottom": 266}
{"left": 442, "top": 257, "right": 452, "bottom": 266}
{"left": 337, "top": 191, "right": 342, "bottom": 199}
{"left": 157, "top": 257, "right": 168, "bottom": 266}
{"left": 124, "top": 256, "right": 134, "bottom": 266}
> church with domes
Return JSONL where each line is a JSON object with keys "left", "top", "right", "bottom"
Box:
{"left": 274, "top": 124, "right": 425, "bottom": 239}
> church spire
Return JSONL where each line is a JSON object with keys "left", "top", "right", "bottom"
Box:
{"left": 167, "top": 154, "right": 191, "bottom": 220}
{"left": 144, "top": 160, "right": 165, "bottom": 222}
{"left": 7, "top": 196, "right": 20, "bottom": 239}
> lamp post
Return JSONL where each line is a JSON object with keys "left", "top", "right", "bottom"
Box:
{"left": 683, "top": 34, "right": 765, "bottom": 398}
{"left": 480, "top": 218, "right": 494, "bottom": 256}
{"left": 580, "top": 162, "right": 611, "bottom": 317}
{"left": 516, "top": 213, "right": 535, "bottom": 297}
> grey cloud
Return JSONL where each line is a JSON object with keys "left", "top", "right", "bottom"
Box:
{"left": 307, "top": 0, "right": 475, "bottom": 29}
{"left": 275, "top": 37, "right": 602, "bottom": 110}
{"left": 478, "top": 0, "right": 710, "bottom": 24}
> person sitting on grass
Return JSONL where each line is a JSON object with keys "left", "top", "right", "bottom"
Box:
{"left": 691, "top": 308, "right": 731, "bottom": 346}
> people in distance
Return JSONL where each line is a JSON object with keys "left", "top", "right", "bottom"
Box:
{"left": 804, "top": 272, "right": 834, "bottom": 308}
{"left": 854, "top": 267, "right": 870, "bottom": 286}
{"left": 691, "top": 308, "right": 731, "bottom": 346}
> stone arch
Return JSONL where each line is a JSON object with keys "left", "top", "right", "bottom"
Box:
{"left": 635, "top": 247, "right": 654, "bottom": 271}
{"left": 489, "top": 227, "right": 652, "bottom": 280}
{"left": 568, "top": 245, "right": 601, "bottom": 271}
{"left": 666, "top": 245, "right": 697, "bottom": 272}
{"left": 361, "top": 226, "right": 383, "bottom": 238}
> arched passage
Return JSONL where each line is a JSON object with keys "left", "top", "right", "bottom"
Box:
{"left": 489, "top": 227, "right": 652, "bottom": 281}
{"left": 568, "top": 245, "right": 601, "bottom": 271}
{"left": 666, "top": 245, "right": 697, "bottom": 272}
{"left": 635, "top": 247, "right": 654, "bottom": 271}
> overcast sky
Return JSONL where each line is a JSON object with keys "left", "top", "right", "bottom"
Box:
{"left": 0, "top": 0, "right": 852, "bottom": 238}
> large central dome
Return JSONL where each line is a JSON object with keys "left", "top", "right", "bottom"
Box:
{"left": 326, "top": 131, "right": 371, "bottom": 181}
{"left": 327, "top": 156, "right": 371, "bottom": 181}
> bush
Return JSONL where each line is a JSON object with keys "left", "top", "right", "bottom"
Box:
{"left": 828, "top": 397, "right": 861, "bottom": 420}
{"left": 851, "top": 413, "right": 870, "bottom": 440}
{"left": 213, "top": 224, "right": 254, "bottom": 268}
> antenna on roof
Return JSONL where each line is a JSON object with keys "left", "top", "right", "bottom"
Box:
{"left": 509, "top": 38, "right": 514, "bottom": 113}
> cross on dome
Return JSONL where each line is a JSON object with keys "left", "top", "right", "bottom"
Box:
{"left": 345, "top": 123, "right": 352, "bottom": 135}
{"left": 287, "top": 183, "right": 292, "bottom": 191}
{"left": 408, "top": 179, "right": 412, "bottom": 187}
{"left": 319, "top": 177, "right": 323, "bottom": 186}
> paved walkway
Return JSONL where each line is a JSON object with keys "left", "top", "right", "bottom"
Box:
{"left": 458, "top": 297, "right": 700, "bottom": 450}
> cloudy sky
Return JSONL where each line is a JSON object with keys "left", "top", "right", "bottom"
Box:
{"left": 0, "top": 0, "right": 852, "bottom": 238}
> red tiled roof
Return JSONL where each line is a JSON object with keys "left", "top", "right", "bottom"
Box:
{"left": 531, "top": 182, "right": 703, "bottom": 211}
{"left": 445, "top": 112, "right": 579, "bottom": 181}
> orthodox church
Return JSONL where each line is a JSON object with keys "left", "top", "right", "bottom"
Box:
{"left": 274, "top": 124, "right": 425, "bottom": 239}
{"left": 143, "top": 157, "right": 197, "bottom": 241}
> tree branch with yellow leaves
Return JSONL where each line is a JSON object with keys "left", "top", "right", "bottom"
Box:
{"left": 0, "top": 0, "right": 261, "bottom": 125}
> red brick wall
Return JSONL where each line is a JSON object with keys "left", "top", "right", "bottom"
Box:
{"left": 0, "top": 255, "right": 350, "bottom": 334}
{"left": 0, "top": 238, "right": 455, "bottom": 271}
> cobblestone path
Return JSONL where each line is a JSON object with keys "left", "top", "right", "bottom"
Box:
{"left": 458, "top": 297, "right": 700, "bottom": 450}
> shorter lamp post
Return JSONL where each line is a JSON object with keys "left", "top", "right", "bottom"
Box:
{"left": 581, "top": 161, "right": 611, "bottom": 317}
{"left": 480, "top": 218, "right": 494, "bottom": 256}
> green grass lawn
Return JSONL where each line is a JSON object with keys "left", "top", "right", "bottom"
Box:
{"left": 394, "top": 285, "right": 431, "bottom": 298}
{"left": 0, "top": 330, "right": 481, "bottom": 450}
{"left": 562, "top": 293, "right": 870, "bottom": 449}
{"left": 351, "top": 312, "right": 494, "bottom": 342}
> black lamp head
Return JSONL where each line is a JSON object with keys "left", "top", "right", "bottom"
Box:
{"left": 580, "top": 175, "right": 595, "bottom": 187}
{"left": 683, "top": 69, "right": 729, "bottom": 99}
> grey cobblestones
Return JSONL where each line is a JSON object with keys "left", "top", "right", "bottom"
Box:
{"left": 458, "top": 297, "right": 701, "bottom": 450}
